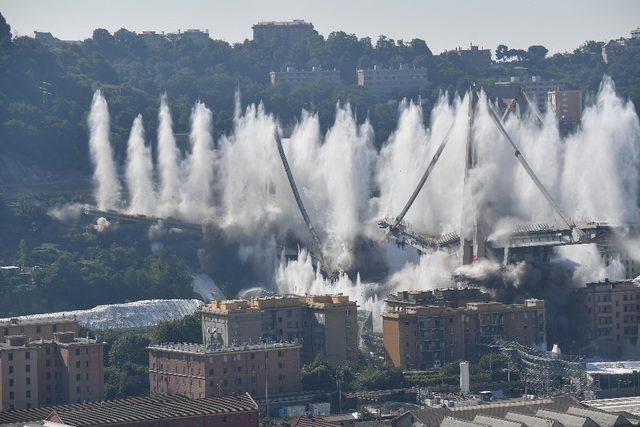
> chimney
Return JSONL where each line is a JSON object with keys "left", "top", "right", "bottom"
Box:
{"left": 460, "top": 361, "right": 470, "bottom": 394}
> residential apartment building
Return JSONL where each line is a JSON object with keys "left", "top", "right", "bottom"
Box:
{"left": 579, "top": 279, "right": 640, "bottom": 359}
{"left": 252, "top": 20, "right": 317, "bottom": 47}
{"left": 0, "top": 331, "right": 103, "bottom": 411}
{"left": 0, "top": 393, "right": 260, "bottom": 427}
{"left": 0, "top": 317, "right": 78, "bottom": 341}
{"left": 383, "top": 291, "right": 546, "bottom": 369}
{"left": 495, "top": 75, "right": 559, "bottom": 112}
{"left": 454, "top": 44, "right": 492, "bottom": 69}
{"left": 356, "top": 65, "right": 428, "bottom": 96}
{"left": 166, "top": 29, "right": 210, "bottom": 45}
{"left": 548, "top": 89, "right": 583, "bottom": 125}
{"left": 270, "top": 67, "right": 341, "bottom": 86}
{"left": 148, "top": 342, "right": 301, "bottom": 398}
{"left": 201, "top": 294, "right": 358, "bottom": 366}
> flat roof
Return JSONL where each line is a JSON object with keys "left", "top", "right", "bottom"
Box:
{"left": 149, "top": 341, "right": 301, "bottom": 355}
{"left": 0, "top": 393, "right": 258, "bottom": 425}
{"left": 586, "top": 360, "right": 640, "bottom": 375}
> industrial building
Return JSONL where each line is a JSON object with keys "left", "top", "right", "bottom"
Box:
{"left": 270, "top": 67, "right": 341, "bottom": 86}
{"left": 587, "top": 361, "right": 640, "bottom": 398}
{"left": 392, "top": 395, "right": 636, "bottom": 427}
{"left": 356, "top": 65, "right": 428, "bottom": 95}
{"left": 252, "top": 20, "right": 317, "bottom": 47}
{"left": 454, "top": 44, "right": 492, "bottom": 69}
{"left": 148, "top": 341, "right": 301, "bottom": 398}
{"left": 383, "top": 290, "right": 546, "bottom": 369}
{"left": 201, "top": 294, "right": 358, "bottom": 366}
{"left": 578, "top": 279, "right": 640, "bottom": 359}
{"left": 0, "top": 331, "right": 104, "bottom": 411}
{"left": 0, "top": 393, "right": 260, "bottom": 426}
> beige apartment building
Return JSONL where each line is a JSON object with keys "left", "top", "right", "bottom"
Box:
{"left": 356, "top": 65, "right": 428, "bottom": 95}
{"left": 148, "top": 342, "right": 301, "bottom": 398}
{"left": 0, "top": 331, "right": 103, "bottom": 411}
{"left": 202, "top": 294, "right": 358, "bottom": 366}
{"left": 383, "top": 290, "right": 546, "bottom": 369}
{"left": 0, "top": 317, "right": 78, "bottom": 341}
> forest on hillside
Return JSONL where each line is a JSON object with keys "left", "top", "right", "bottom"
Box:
{"left": 1, "top": 12, "right": 639, "bottom": 175}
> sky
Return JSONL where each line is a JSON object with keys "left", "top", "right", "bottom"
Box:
{"left": 1, "top": 0, "right": 639, "bottom": 54}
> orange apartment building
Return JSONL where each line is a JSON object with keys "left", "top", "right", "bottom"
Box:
{"left": 148, "top": 342, "right": 301, "bottom": 398}
{"left": 383, "top": 290, "right": 546, "bottom": 369}
{"left": 0, "top": 317, "right": 78, "bottom": 341}
{"left": 201, "top": 294, "right": 358, "bottom": 366}
{"left": 579, "top": 279, "right": 640, "bottom": 359}
{"left": 0, "top": 330, "right": 103, "bottom": 411}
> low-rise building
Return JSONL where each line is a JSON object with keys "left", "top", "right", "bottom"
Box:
{"left": 454, "top": 44, "right": 492, "bottom": 69}
{"left": 253, "top": 20, "right": 317, "bottom": 47}
{"left": 578, "top": 279, "right": 640, "bottom": 359}
{"left": 270, "top": 67, "right": 341, "bottom": 86}
{"left": 0, "top": 393, "right": 259, "bottom": 426}
{"left": 383, "top": 292, "right": 546, "bottom": 369}
{"left": 201, "top": 294, "right": 358, "bottom": 366}
{"left": 0, "top": 331, "right": 103, "bottom": 411}
{"left": 148, "top": 341, "right": 301, "bottom": 398}
{"left": 356, "top": 65, "right": 428, "bottom": 96}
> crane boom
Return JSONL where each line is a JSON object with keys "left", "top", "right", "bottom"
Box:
{"left": 389, "top": 120, "right": 456, "bottom": 231}
{"left": 274, "top": 132, "right": 326, "bottom": 264}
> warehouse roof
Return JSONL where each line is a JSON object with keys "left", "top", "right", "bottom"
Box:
{"left": 0, "top": 393, "right": 258, "bottom": 425}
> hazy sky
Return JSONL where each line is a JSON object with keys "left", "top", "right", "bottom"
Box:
{"left": 1, "top": 0, "right": 639, "bottom": 54}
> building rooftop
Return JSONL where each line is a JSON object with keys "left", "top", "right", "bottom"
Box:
{"left": 203, "top": 294, "right": 356, "bottom": 313}
{"left": 584, "top": 279, "right": 640, "bottom": 290}
{"left": 149, "top": 341, "right": 301, "bottom": 355}
{"left": 0, "top": 316, "right": 78, "bottom": 326}
{"left": 254, "top": 20, "right": 313, "bottom": 27}
{"left": 0, "top": 393, "right": 258, "bottom": 425}
{"left": 586, "top": 360, "right": 640, "bottom": 375}
{"left": 584, "top": 396, "right": 640, "bottom": 417}
{"left": 397, "top": 395, "right": 630, "bottom": 427}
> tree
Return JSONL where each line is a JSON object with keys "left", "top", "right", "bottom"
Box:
{"left": 300, "top": 357, "right": 336, "bottom": 391}
{"left": 150, "top": 312, "right": 202, "bottom": 344}
{"left": 108, "top": 334, "right": 151, "bottom": 366}
{"left": 104, "top": 363, "right": 148, "bottom": 399}
{"left": 354, "top": 365, "right": 405, "bottom": 390}
{"left": 528, "top": 45, "right": 549, "bottom": 62}
{"left": 495, "top": 44, "right": 509, "bottom": 61}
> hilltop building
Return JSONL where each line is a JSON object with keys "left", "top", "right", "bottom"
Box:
{"left": 454, "top": 44, "right": 492, "bottom": 69}
{"left": 602, "top": 27, "right": 640, "bottom": 63}
{"left": 578, "top": 279, "right": 640, "bottom": 359}
{"left": 383, "top": 289, "right": 546, "bottom": 369}
{"left": 0, "top": 331, "right": 103, "bottom": 411}
{"left": 33, "top": 32, "right": 80, "bottom": 50}
{"left": 201, "top": 294, "right": 358, "bottom": 366}
{"left": 270, "top": 67, "right": 341, "bottom": 86}
{"left": 166, "top": 29, "right": 210, "bottom": 45}
{"left": 0, "top": 393, "right": 259, "bottom": 426}
{"left": 252, "top": 20, "right": 317, "bottom": 47}
{"left": 356, "top": 65, "right": 428, "bottom": 96}
{"left": 148, "top": 342, "right": 301, "bottom": 398}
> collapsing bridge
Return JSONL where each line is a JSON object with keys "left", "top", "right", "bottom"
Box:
{"left": 378, "top": 85, "right": 639, "bottom": 268}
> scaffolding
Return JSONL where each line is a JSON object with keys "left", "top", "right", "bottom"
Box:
{"left": 490, "top": 339, "right": 596, "bottom": 400}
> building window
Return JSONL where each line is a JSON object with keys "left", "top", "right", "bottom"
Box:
{"left": 76, "top": 386, "right": 81, "bottom": 394}
{"left": 25, "top": 364, "right": 30, "bottom": 372}
{"left": 26, "top": 377, "right": 30, "bottom": 385}
{"left": 52, "top": 325, "right": 57, "bottom": 332}
{"left": 9, "top": 379, "right": 13, "bottom": 387}
{"left": 76, "top": 374, "right": 81, "bottom": 381}
{"left": 46, "top": 372, "right": 51, "bottom": 380}
{"left": 36, "top": 326, "right": 41, "bottom": 333}
{"left": 26, "top": 391, "right": 31, "bottom": 399}
{"left": 85, "top": 361, "right": 89, "bottom": 368}
{"left": 45, "top": 347, "right": 50, "bottom": 355}
{"left": 75, "top": 361, "right": 80, "bottom": 369}
{"left": 75, "top": 348, "right": 80, "bottom": 356}
{"left": 46, "top": 359, "right": 50, "bottom": 367}
{"left": 8, "top": 353, "right": 13, "bottom": 361}
{"left": 25, "top": 351, "right": 30, "bottom": 360}
{"left": 85, "top": 348, "right": 88, "bottom": 354}
{"left": 9, "top": 392, "right": 14, "bottom": 400}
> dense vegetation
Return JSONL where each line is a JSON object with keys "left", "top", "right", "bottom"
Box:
{"left": 1, "top": 12, "right": 639, "bottom": 176}
{"left": 92, "top": 312, "right": 202, "bottom": 399}
{"left": 0, "top": 193, "right": 194, "bottom": 316}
